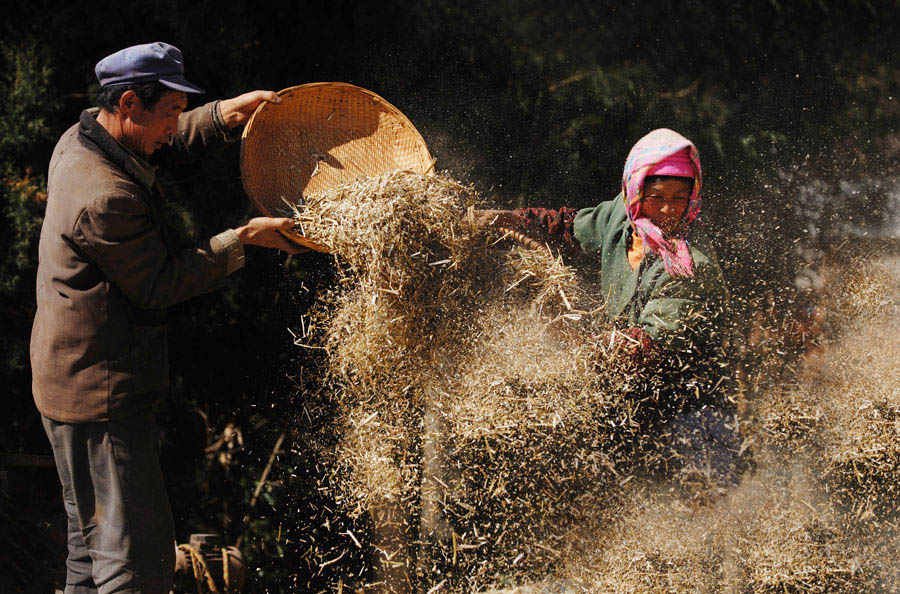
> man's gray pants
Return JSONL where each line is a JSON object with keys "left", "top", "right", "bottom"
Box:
{"left": 42, "top": 410, "right": 175, "bottom": 594}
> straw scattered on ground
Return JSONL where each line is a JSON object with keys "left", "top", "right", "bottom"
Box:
{"left": 753, "top": 251, "right": 900, "bottom": 527}
{"left": 557, "top": 460, "right": 874, "bottom": 593}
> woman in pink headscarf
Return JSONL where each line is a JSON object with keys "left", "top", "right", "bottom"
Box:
{"left": 474, "top": 129, "right": 737, "bottom": 479}
{"left": 475, "top": 128, "right": 727, "bottom": 360}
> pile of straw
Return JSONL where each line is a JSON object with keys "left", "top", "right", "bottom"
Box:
{"left": 529, "top": 247, "right": 900, "bottom": 593}
{"left": 292, "top": 171, "right": 716, "bottom": 591}
{"left": 290, "top": 170, "right": 900, "bottom": 592}
{"left": 558, "top": 463, "right": 871, "bottom": 593}
{"left": 754, "top": 250, "right": 900, "bottom": 526}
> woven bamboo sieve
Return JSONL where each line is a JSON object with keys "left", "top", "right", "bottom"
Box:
{"left": 241, "top": 82, "right": 436, "bottom": 252}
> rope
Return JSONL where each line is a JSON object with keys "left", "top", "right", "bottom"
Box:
{"left": 497, "top": 226, "right": 546, "bottom": 251}
{"left": 177, "top": 543, "right": 232, "bottom": 594}
{"left": 222, "top": 548, "right": 230, "bottom": 594}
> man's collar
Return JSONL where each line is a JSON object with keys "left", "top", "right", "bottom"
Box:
{"left": 79, "top": 108, "right": 157, "bottom": 191}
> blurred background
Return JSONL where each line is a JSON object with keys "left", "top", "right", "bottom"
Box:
{"left": 2, "top": 1, "right": 900, "bottom": 591}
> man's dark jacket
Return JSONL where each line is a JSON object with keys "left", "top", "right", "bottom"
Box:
{"left": 32, "top": 102, "right": 244, "bottom": 423}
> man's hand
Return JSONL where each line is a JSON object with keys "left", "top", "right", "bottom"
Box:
{"left": 219, "top": 91, "right": 282, "bottom": 128}
{"left": 234, "top": 217, "right": 307, "bottom": 254}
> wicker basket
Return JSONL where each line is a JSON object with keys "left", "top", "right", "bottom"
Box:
{"left": 241, "top": 82, "right": 435, "bottom": 251}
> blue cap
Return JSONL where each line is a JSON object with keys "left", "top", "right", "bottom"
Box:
{"left": 95, "top": 42, "right": 205, "bottom": 94}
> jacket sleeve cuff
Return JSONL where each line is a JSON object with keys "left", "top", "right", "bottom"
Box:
{"left": 211, "top": 101, "right": 244, "bottom": 143}
{"left": 211, "top": 229, "right": 245, "bottom": 275}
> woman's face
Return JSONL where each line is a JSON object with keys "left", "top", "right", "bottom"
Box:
{"left": 641, "top": 178, "right": 692, "bottom": 235}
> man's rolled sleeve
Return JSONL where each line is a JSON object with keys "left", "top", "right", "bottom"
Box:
{"left": 211, "top": 229, "right": 245, "bottom": 275}
{"left": 210, "top": 101, "right": 243, "bottom": 143}
{"left": 169, "top": 101, "right": 240, "bottom": 164}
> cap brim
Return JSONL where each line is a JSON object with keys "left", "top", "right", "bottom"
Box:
{"left": 159, "top": 76, "right": 205, "bottom": 94}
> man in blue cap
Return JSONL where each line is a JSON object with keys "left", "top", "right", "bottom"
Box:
{"left": 31, "top": 42, "right": 303, "bottom": 593}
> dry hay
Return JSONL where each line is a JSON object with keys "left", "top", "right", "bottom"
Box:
{"left": 426, "top": 311, "right": 629, "bottom": 585}
{"left": 557, "top": 462, "right": 873, "bottom": 593}
{"left": 292, "top": 171, "right": 713, "bottom": 590}
{"left": 820, "top": 244, "right": 898, "bottom": 326}
{"left": 753, "top": 251, "right": 900, "bottom": 526}
{"left": 480, "top": 249, "right": 900, "bottom": 593}
{"left": 287, "top": 170, "right": 900, "bottom": 592}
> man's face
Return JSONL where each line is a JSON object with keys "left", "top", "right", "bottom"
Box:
{"left": 122, "top": 90, "right": 188, "bottom": 156}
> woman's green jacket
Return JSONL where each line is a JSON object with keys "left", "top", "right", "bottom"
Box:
{"left": 573, "top": 194, "right": 729, "bottom": 358}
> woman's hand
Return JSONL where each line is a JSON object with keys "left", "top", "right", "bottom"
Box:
{"left": 234, "top": 217, "right": 308, "bottom": 254}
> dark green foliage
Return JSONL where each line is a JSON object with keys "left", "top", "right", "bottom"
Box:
{"left": 0, "top": 42, "right": 57, "bottom": 167}
{"left": 2, "top": 1, "right": 900, "bottom": 591}
{"left": 0, "top": 40, "right": 57, "bottom": 453}
{"left": 0, "top": 40, "right": 55, "bottom": 310}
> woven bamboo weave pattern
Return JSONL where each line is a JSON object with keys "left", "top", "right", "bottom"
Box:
{"left": 241, "top": 82, "right": 434, "bottom": 220}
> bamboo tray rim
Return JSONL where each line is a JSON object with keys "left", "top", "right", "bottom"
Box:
{"left": 240, "top": 82, "right": 434, "bottom": 253}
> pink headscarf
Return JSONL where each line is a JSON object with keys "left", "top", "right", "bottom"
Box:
{"left": 622, "top": 128, "right": 702, "bottom": 278}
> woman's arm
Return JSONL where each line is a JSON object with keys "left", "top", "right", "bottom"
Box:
{"left": 471, "top": 207, "right": 581, "bottom": 258}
